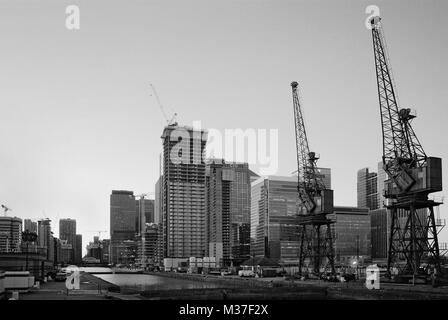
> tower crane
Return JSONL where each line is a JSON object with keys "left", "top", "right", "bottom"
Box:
{"left": 150, "top": 84, "right": 178, "bottom": 126}
{"left": 86, "top": 230, "right": 108, "bottom": 239}
{"left": 1, "top": 204, "right": 11, "bottom": 217}
{"left": 291, "top": 81, "right": 335, "bottom": 276}
{"left": 369, "top": 16, "right": 443, "bottom": 278}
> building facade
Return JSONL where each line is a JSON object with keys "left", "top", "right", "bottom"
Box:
{"left": 75, "top": 234, "right": 82, "bottom": 264}
{"left": 136, "top": 198, "right": 155, "bottom": 233}
{"left": 370, "top": 208, "right": 389, "bottom": 261}
{"left": 110, "top": 190, "right": 137, "bottom": 265}
{"left": 136, "top": 223, "right": 160, "bottom": 269}
{"left": 328, "top": 206, "right": 371, "bottom": 265}
{"left": 161, "top": 124, "right": 208, "bottom": 258}
{"left": 206, "top": 159, "right": 256, "bottom": 267}
{"left": 38, "top": 218, "right": 54, "bottom": 262}
{"left": 0, "top": 217, "right": 22, "bottom": 253}
{"left": 24, "top": 219, "right": 37, "bottom": 233}
{"left": 59, "top": 218, "right": 76, "bottom": 264}
{"left": 357, "top": 168, "right": 379, "bottom": 210}
{"left": 250, "top": 176, "right": 300, "bottom": 264}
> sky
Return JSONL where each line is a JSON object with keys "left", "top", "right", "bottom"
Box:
{"left": 1, "top": 0, "right": 447, "bottom": 254}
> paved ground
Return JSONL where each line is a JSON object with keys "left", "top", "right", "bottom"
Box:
{"left": 17, "top": 272, "right": 116, "bottom": 300}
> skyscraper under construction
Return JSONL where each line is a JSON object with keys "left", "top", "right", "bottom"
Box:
{"left": 161, "top": 124, "right": 208, "bottom": 258}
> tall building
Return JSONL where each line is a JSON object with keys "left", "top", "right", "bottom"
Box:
{"left": 110, "top": 190, "right": 137, "bottom": 265}
{"left": 136, "top": 223, "right": 160, "bottom": 269}
{"left": 206, "top": 159, "right": 257, "bottom": 267}
{"left": 377, "top": 161, "right": 388, "bottom": 208}
{"left": 161, "top": 124, "right": 208, "bottom": 258}
{"left": 101, "top": 239, "right": 110, "bottom": 264}
{"left": 317, "top": 167, "right": 332, "bottom": 190}
{"left": 86, "top": 236, "right": 102, "bottom": 260}
{"left": 136, "top": 198, "right": 155, "bottom": 232}
{"left": 75, "top": 234, "right": 82, "bottom": 264}
{"left": 38, "top": 219, "right": 54, "bottom": 262}
{"left": 54, "top": 237, "right": 63, "bottom": 265}
{"left": 329, "top": 206, "right": 371, "bottom": 265}
{"left": 59, "top": 218, "right": 76, "bottom": 263}
{"left": 59, "top": 239, "right": 72, "bottom": 264}
{"left": 0, "top": 217, "right": 22, "bottom": 253}
{"left": 357, "top": 168, "right": 379, "bottom": 210}
{"left": 250, "top": 176, "right": 300, "bottom": 264}
{"left": 24, "top": 219, "right": 37, "bottom": 233}
{"left": 155, "top": 177, "right": 163, "bottom": 224}
{"left": 370, "top": 208, "right": 389, "bottom": 261}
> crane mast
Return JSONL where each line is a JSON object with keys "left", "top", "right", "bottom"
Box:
{"left": 370, "top": 16, "right": 443, "bottom": 278}
{"left": 291, "top": 81, "right": 335, "bottom": 276}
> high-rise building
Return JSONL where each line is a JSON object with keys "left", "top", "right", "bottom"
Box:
{"left": 110, "top": 190, "right": 137, "bottom": 265}
{"left": 24, "top": 219, "right": 37, "bottom": 233}
{"left": 155, "top": 177, "right": 163, "bottom": 225}
{"left": 86, "top": 236, "right": 102, "bottom": 260}
{"left": 370, "top": 208, "right": 389, "bottom": 261}
{"left": 101, "top": 239, "right": 110, "bottom": 264}
{"left": 357, "top": 168, "right": 379, "bottom": 210}
{"left": 136, "top": 223, "right": 160, "bottom": 269}
{"left": 250, "top": 176, "right": 300, "bottom": 264}
{"left": 59, "top": 218, "right": 76, "bottom": 263}
{"left": 161, "top": 124, "right": 208, "bottom": 258}
{"left": 206, "top": 159, "right": 258, "bottom": 267}
{"left": 59, "top": 239, "right": 72, "bottom": 264}
{"left": 377, "top": 161, "right": 388, "bottom": 208}
{"left": 54, "top": 237, "right": 63, "bottom": 265}
{"left": 38, "top": 219, "right": 54, "bottom": 262}
{"left": 329, "top": 206, "right": 371, "bottom": 265}
{"left": 136, "top": 198, "right": 155, "bottom": 232}
{"left": 75, "top": 234, "right": 82, "bottom": 264}
{"left": 317, "top": 167, "right": 332, "bottom": 190}
{"left": 0, "top": 217, "right": 22, "bottom": 253}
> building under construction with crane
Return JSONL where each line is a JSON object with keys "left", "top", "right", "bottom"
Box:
{"left": 160, "top": 124, "right": 208, "bottom": 259}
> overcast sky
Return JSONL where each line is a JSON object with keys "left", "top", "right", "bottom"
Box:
{"left": 1, "top": 0, "right": 447, "bottom": 252}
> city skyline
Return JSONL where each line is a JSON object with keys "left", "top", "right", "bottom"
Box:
{"left": 1, "top": 0, "right": 448, "bottom": 247}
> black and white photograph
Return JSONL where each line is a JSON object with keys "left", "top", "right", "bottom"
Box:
{"left": 0, "top": 0, "right": 447, "bottom": 315}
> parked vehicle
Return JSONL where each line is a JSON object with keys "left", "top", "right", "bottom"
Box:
{"left": 238, "top": 268, "right": 255, "bottom": 277}
{"left": 55, "top": 272, "right": 67, "bottom": 282}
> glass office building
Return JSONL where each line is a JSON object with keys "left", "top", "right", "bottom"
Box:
{"left": 329, "top": 206, "right": 371, "bottom": 265}
{"left": 206, "top": 159, "right": 257, "bottom": 267}
{"left": 250, "top": 176, "right": 301, "bottom": 264}
{"left": 357, "top": 168, "right": 379, "bottom": 210}
{"left": 110, "top": 190, "right": 137, "bottom": 265}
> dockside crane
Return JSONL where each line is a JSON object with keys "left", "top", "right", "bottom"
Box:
{"left": 291, "top": 81, "right": 335, "bottom": 276}
{"left": 369, "top": 16, "right": 443, "bottom": 278}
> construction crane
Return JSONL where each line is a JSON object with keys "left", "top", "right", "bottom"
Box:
{"left": 87, "top": 230, "right": 108, "bottom": 239}
{"left": 290, "top": 81, "right": 335, "bottom": 276}
{"left": 1, "top": 204, "right": 11, "bottom": 217}
{"left": 150, "top": 83, "right": 178, "bottom": 126}
{"left": 369, "top": 16, "right": 443, "bottom": 278}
